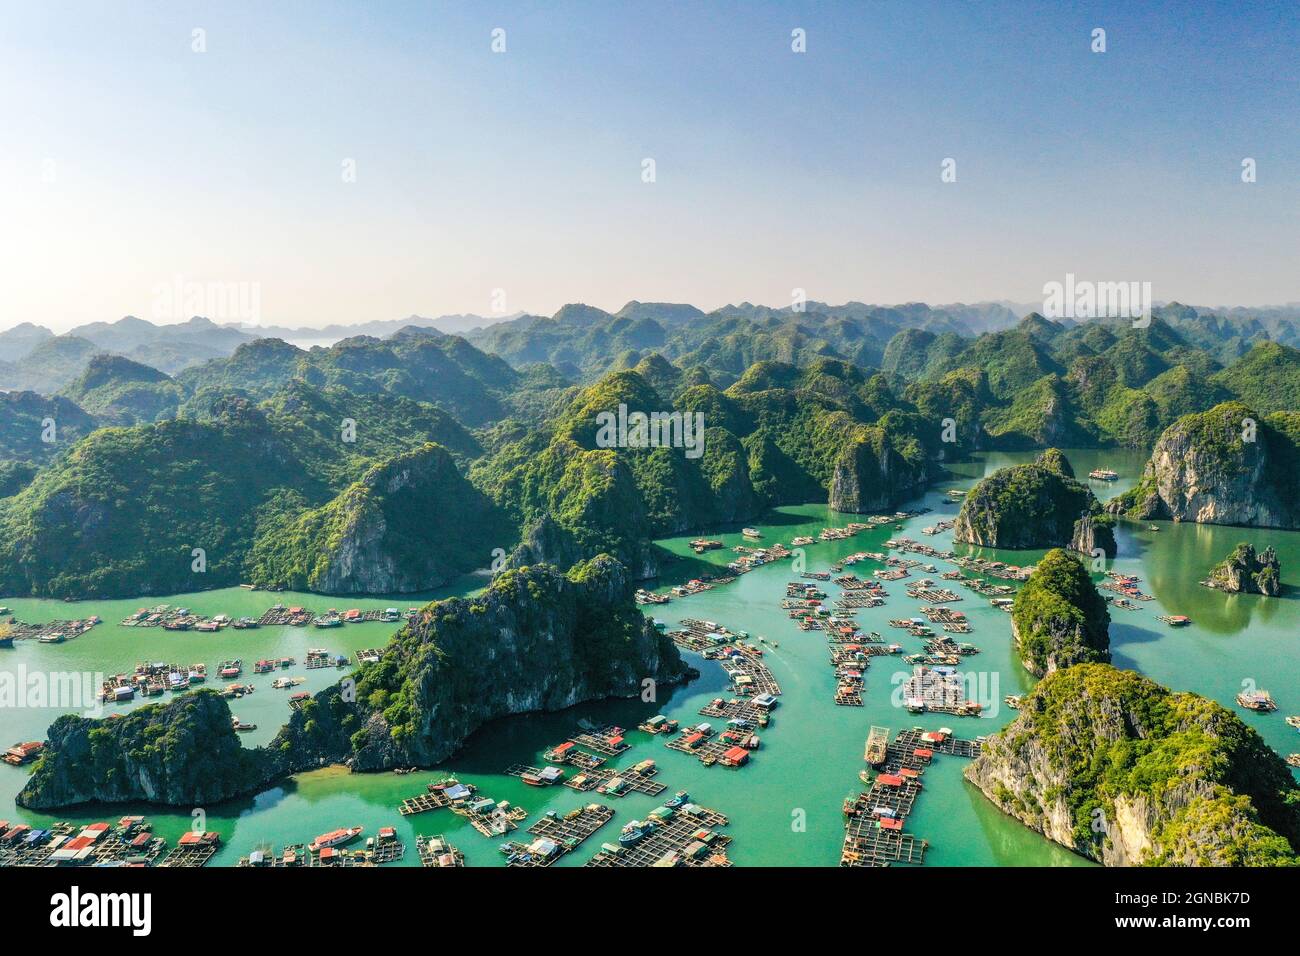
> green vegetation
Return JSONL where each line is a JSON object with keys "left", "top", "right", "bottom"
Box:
{"left": 0, "top": 385, "right": 502, "bottom": 598}
{"left": 276, "top": 555, "right": 692, "bottom": 769}
{"left": 953, "top": 456, "right": 1104, "bottom": 551}
{"left": 967, "top": 665, "right": 1300, "bottom": 865}
{"left": 1208, "top": 543, "right": 1281, "bottom": 595}
{"left": 1010, "top": 549, "right": 1111, "bottom": 675}
{"left": 17, "top": 690, "right": 276, "bottom": 809}
{"left": 60, "top": 354, "right": 186, "bottom": 425}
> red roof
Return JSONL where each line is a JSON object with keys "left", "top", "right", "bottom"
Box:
{"left": 550, "top": 742, "right": 574, "bottom": 754}
{"left": 877, "top": 774, "right": 903, "bottom": 786}
{"left": 880, "top": 817, "right": 904, "bottom": 830}
{"left": 898, "top": 768, "right": 920, "bottom": 778}
{"left": 608, "top": 736, "right": 624, "bottom": 747}
{"left": 65, "top": 836, "right": 94, "bottom": 851}
{"left": 722, "top": 746, "right": 750, "bottom": 764}
{"left": 913, "top": 748, "right": 934, "bottom": 759}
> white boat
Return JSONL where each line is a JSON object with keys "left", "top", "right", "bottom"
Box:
{"left": 308, "top": 826, "right": 364, "bottom": 852}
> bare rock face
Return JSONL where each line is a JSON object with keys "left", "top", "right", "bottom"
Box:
{"left": 18, "top": 691, "right": 277, "bottom": 810}
{"left": 1208, "top": 543, "right": 1281, "bottom": 595}
{"left": 274, "top": 442, "right": 512, "bottom": 594}
{"left": 828, "top": 430, "right": 928, "bottom": 513}
{"left": 964, "top": 665, "right": 1300, "bottom": 866}
{"left": 1070, "top": 512, "right": 1117, "bottom": 558}
{"left": 1111, "top": 402, "right": 1298, "bottom": 528}
{"left": 276, "top": 555, "right": 694, "bottom": 771}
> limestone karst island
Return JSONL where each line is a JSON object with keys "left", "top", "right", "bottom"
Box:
{"left": 2, "top": 6, "right": 1297, "bottom": 925}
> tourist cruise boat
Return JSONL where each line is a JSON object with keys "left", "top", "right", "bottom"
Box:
{"left": 1088, "top": 468, "right": 1119, "bottom": 481}
{"left": 308, "top": 826, "right": 364, "bottom": 852}
{"left": 742, "top": 528, "right": 762, "bottom": 538}
{"left": 1236, "top": 690, "right": 1277, "bottom": 712}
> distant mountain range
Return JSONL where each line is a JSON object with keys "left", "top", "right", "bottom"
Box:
{"left": 5, "top": 299, "right": 1300, "bottom": 396}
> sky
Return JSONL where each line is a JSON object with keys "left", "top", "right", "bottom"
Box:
{"left": 0, "top": 0, "right": 1296, "bottom": 332}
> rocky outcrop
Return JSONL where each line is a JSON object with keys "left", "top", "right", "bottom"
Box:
{"left": 1208, "top": 543, "right": 1281, "bottom": 595}
{"left": 17, "top": 691, "right": 277, "bottom": 810}
{"left": 20, "top": 557, "right": 695, "bottom": 810}
{"left": 275, "top": 555, "right": 694, "bottom": 770}
{"left": 1069, "top": 512, "right": 1117, "bottom": 558}
{"left": 256, "top": 443, "right": 512, "bottom": 594}
{"left": 829, "top": 430, "right": 928, "bottom": 513}
{"left": 1010, "top": 548, "right": 1111, "bottom": 676}
{"left": 1035, "top": 447, "right": 1074, "bottom": 478}
{"left": 1110, "top": 401, "right": 1300, "bottom": 528}
{"left": 953, "top": 454, "right": 1106, "bottom": 551}
{"left": 965, "top": 664, "right": 1300, "bottom": 866}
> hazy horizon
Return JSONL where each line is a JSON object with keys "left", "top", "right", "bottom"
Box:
{"left": 3, "top": 0, "right": 1296, "bottom": 333}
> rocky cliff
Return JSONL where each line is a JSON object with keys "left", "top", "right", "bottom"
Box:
{"left": 1208, "top": 543, "right": 1281, "bottom": 595}
{"left": 964, "top": 664, "right": 1300, "bottom": 866}
{"left": 274, "top": 555, "right": 694, "bottom": 770}
{"left": 1110, "top": 401, "right": 1300, "bottom": 528}
{"left": 1069, "top": 512, "right": 1117, "bottom": 558}
{"left": 828, "top": 427, "right": 929, "bottom": 513}
{"left": 17, "top": 691, "right": 277, "bottom": 810}
{"left": 1010, "top": 548, "right": 1111, "bottom": 676}
{"left": 953, "top": 452, "right": 1111, "bottom": 553}
{"left": 18, "top": 556, "right": 694, "bottom": 809}
{"left": 255, "top": 443, "right": 511, "bottom": 594}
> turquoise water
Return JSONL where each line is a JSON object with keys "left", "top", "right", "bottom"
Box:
{"left": 1, "top": 448, "right": 1297, "bottom": 866}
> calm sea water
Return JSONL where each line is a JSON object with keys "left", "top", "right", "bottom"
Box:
{"left": 1, "top": 448, "right": 1296, "bottom": 866}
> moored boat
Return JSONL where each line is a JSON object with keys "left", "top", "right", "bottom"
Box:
{"left": 308, "top": 826, "right": 363, "bottom": 852}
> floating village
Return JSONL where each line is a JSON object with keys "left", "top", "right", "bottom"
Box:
{"left": 4, "top": 488, "right": 1299, "bottom": 868}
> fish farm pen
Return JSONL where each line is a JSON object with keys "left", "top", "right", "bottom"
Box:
{"left": 501, "top": 804, "right": 615, "bottom": 867}
{"left": 841, "top": 728, "right": 985, "bottom": 867}
{"left": 416, "top": 835, "right": 464, "bottom": 868}
{"left": 586, "top": 803, "right": 734, "bottom": 868}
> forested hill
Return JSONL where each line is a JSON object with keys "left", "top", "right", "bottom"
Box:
{"left": 7, "top": 301, "right": 1300, "bottom": 597}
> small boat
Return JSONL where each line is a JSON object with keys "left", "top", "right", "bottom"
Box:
{"left": 664, "top": 790, "right": 689, "bottom": 808}
{"left": 308, "top": 826, "right": 363, "bottom": 853}
{"left": 1089, "top": 468, "right": 1119, "bottom": 481}
{"left": 858, "top": 769, "right": 872, "bottom": 786}
{"left": 741, "top": 528, "right": 762, "bottom": 538}
{"left": 1285, "top": 716, "right": 1300, "bottom": 729}
{"left": 618, "top": 821, "right": 652, "bottom": 845}
{"left": 314, "top": 613, "right": 343, "bottom": 629}
{"left": 1146, "top": 524, "right": 1159, "bottom": 532}
{"left": 231, "top": 717, "right": 257, "bottom": 732}
{"left": 1005, "top": 694, "right": 1022, "bottom": 710}
{"left": 1157, "top": 615, "right": 1191, "bottom": 627}
{"left": 1287, "top": 754, "right": 1300, "bottom": 768}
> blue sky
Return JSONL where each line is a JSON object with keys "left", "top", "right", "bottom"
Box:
{"left": 1, "top": 0, "right": 1296, "bottom": 330}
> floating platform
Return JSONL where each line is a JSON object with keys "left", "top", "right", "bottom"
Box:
{"left": 502, "top": 804, "right": 615, "bottom": 867}
{"left": 586, "top": 802, "right": 732, "bottom": 868}
{"left": 416, "top": 835, "right": 465, "bottom": 867}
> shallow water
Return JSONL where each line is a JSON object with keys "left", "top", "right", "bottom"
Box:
{"left": 1, "top": 448, "right": 1296, "bottom": 866}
